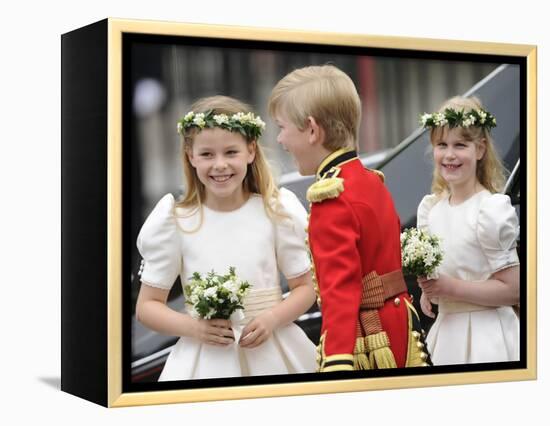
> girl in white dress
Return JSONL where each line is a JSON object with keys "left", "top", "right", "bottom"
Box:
{"left": 135, "top": 96, "right": 317, "bottom": 381}
{"left": 416, "top": 96, "right": 520, "bottom": 366}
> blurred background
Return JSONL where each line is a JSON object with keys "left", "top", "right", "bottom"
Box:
{"left": 130, "top": 43, "right": 499, "bottom": 207}
{"left": 127, "top": 39, "right": 520, "bottom": 381}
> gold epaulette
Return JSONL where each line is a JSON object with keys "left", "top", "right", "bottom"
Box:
{"left": 306, "top": 177, "right": 344, "bottom": 203}
{"left": 306, "top": 167, "right": 344, "bottom": 203}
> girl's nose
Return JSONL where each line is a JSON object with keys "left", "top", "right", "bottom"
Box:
{"left": 444, "top": 148, "right": 456, "bottom": 159}
{"left": 214, "top": 157, "right": 228, "bottom": 170}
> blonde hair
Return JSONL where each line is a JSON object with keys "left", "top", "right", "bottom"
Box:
{"left": 177, "top": 95, "right": 281, "bottom": 229}
{"left": 268, "top": 65, "right": 361, "bottom": 151}
{"left": 429, "top": 96, "right": 507, "bottom": 196}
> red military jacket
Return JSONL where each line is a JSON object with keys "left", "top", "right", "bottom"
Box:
{"left": 307, "top": 148, "right": 419, "bottom": 372}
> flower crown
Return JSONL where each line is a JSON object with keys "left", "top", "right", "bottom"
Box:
{"left": 420, "top": 107, "right": 496, "bottom": 130}
{"left": 177, "top": 109, "right": 266, "bottom": 140}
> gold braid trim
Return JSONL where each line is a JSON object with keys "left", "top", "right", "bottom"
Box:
{"left": 365, "top": 331, "right": 397, "bottom": 369}
{"left": 325, "top": 354, "right": 354, "bottom": 363}
{"left": 360, "top": 272, "right": 385, "bottom": 309}
{"left": 404, "top": 299, "right": 431, "bottom": 367}
{"left": 316, "top": 331, "right": 326, "bottom": 372}
{"left": 321, "top": 354, "right": 354, "bottom": 372}
{"left": 322, "top": 364, "right": 354, "bottom": 372}
{"left": 306, "top": 177, "right": 344, "bottom": 203}
{"left": 316, "top": 331, "right": 355, "bottom": 372}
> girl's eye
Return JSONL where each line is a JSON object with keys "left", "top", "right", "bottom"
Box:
{"left": 227, "top": 150, "right": 238, "bottom": 155}
{"left": 437, "top": 142, "right": 447, "bottom": 147}
{"left": 200, "top": 152, "right": 212, "bottom": 157}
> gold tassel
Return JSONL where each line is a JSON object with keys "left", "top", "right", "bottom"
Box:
{"left": 365, "top": 332, "right": 397, "bottom": 369}
{"left": 306, "top": 178, "right": 344, "bottom": 203}
{"left": 353, "top": 337, "right": 371, "bottom": 370}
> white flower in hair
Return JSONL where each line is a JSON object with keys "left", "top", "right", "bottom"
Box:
{"left": 193, "top": 113, "right": 206, "bottom": 128}
{"left": 213, "top": 114, "right": 229, "bottom": 125}
{"left": 478, "top": 109, "right": 487, "bottom": 124}
{"left": 462, "top": 115, "right": 476, "bottom": 127}
{"left": 232, "top": 112, "right": 245, "bottom": 121}
{"left": 434, "top": 112, "right": 447, "bottom": 126}
{"left": 246, "top": 113, "right": 257, "bottom": 123}
{"left": 254, "top": 116, "right": 266, "bottom": 129}
{"left": 178, "top": 110, "right": 265, "bottom": 139}
{"left": 421, "top": 113, "right": 431, "bottom": 126}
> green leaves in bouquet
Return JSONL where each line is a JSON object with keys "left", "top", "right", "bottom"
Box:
{"left": 184, "top": 266, "right": 251, "bottom": 320}
{"left": 401, "top": 227, "right": 443, "bottom": 277}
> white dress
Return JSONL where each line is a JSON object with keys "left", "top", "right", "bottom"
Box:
{"left": 137, "top": 188, "right": 317, "bottom": 380}
{"left": 417, "top": 190, "right": 520, "bottom": 365}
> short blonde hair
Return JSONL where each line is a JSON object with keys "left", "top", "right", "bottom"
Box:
{"left": 429, "top": 96, "right": 507, "bottom": 195}
{"left": 268, "top": 65, "right": 361, "bottom": 151}
{"left": 178, "top": 95, "right": 280, "bottom": 225}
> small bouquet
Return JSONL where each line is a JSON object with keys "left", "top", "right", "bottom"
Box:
{"left": 400, "top": 227, "right": 443, "bottom": 278}
{"left": 184, "top": 266, "right": 250, "bottom": 320}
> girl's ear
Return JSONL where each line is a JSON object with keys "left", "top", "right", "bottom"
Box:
{"left": 247, "top": 141, "right": 257, "bottom": 164}
{"left": 186, "top": 146, "right": 197, "bottom": 168}
{"left": 476, "top": 138, "right": 487, "bottom": 160}
{"left": 305, "top": 116, "right": 325, "bottom": 146}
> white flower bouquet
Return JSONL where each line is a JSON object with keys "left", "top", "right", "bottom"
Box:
{"left": 184, "top": 267, "right": 250, "bottom": 319}
{"left": 401, "top": 227, "right": 443, "bottom": 278}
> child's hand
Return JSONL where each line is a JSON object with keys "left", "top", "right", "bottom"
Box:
{"left": 192, "top": 318, "right": 235, "bottom": 346}
{"left": 239, "top": 311, "right": 278, "bottom": 349}
{"left": 417, "top": 274, "right": 453, "bottom": 299}
{"left": 420, "top": 291, "right": 436, "bottom": 318}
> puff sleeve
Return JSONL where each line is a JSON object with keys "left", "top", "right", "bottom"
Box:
{"left": 274, "top": 188, "right": 311, "bottom": 279}
{"left": 477, "top": 193, "right": 520, "bottom": 273}
{"left": 136, "top": 194, "right": 182, "bottom": 290}
{"left": 416, "top": 194, "right": 439, "bottom": 230}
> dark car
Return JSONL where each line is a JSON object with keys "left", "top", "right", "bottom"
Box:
{"left": 131, "top": 63, "right": 521, "bottom": 382}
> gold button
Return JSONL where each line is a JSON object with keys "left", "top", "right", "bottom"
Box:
{"left": 411, "top": 331, "right": 420, "bottom": 339}
{"left": 416, "top": 341, "right": 424, "bottom": 349}
{"left": 420, "top": 352, "right": 428, "bottom": 361}
{"left": 394, "top": 297, "right": 401, "bottom": 307}
{"left": 422, "top": 362, "right": 430, "bottom": 367}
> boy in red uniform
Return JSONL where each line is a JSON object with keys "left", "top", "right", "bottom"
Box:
{"left": 268, "top": 65, "right": 430, "bottom": 372}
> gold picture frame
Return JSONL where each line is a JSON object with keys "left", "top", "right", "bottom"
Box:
{"left": 61, "top": 17, "right": 536, "bottom": 407}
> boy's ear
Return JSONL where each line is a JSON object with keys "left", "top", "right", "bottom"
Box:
{"left": 305, "top": 116, "right": 325, "bottom": 146}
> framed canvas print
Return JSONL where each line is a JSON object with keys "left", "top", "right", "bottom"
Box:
{"left": 61, "top": 18, "right": 537, "bottom": 407}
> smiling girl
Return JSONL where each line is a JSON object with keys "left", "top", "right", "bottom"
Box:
{"left": 416, "top": 96, "right": 520, "bottom": 365}
{"left": 135, "top": 96, "right": 316, "bottom": 381}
